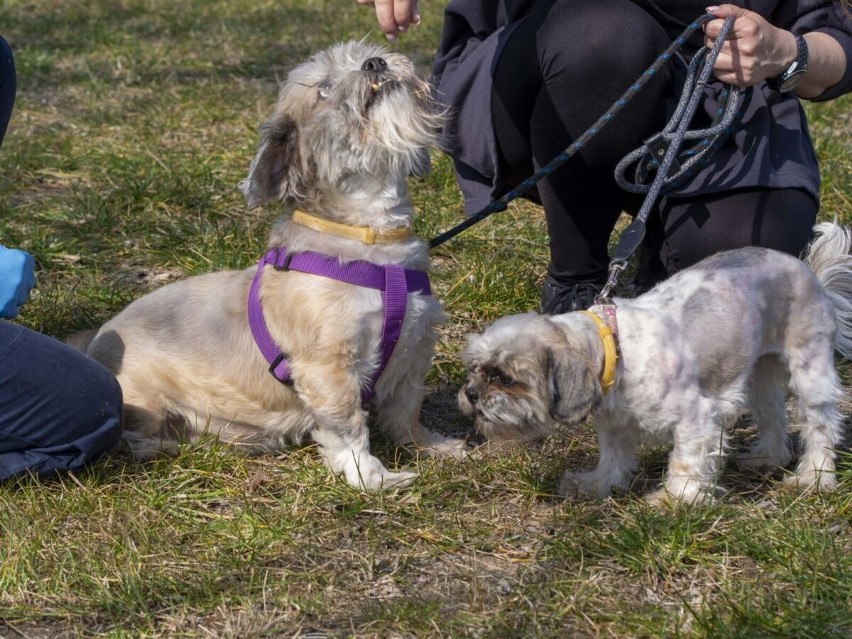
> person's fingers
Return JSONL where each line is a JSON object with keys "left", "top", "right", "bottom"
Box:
{"left": 705, "top": 4, "right": 748, "bottom": 20}
{"left": 703, "top": 4, "right": 748, "bottom": 39}
{"left": 373, "top": 0, "right": 401, "bottom": 40}
{"left": 392, "top": 0, "right": 415, "bottom": 32}
{"left": 365, "top": 0, "right": 419, "bottom": 41}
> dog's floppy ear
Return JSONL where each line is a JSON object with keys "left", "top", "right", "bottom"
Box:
{"left": 545, "top": 345, "right": 601, "bottom": 425}
{"left": 239, "top": 115, "right": 303, "bottom": 208}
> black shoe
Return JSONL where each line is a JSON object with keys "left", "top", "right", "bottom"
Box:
{"left": 540, "top": 277, "right": 603, "bottom": 314}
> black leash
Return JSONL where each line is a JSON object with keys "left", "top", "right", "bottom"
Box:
{"left": 597, "top": 14, "right": 748, "bottom": 301}
{"left": 427, "top": 13, "right": 747, "bottom": 272}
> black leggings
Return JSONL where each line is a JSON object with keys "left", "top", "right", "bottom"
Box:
{"left": 491, "top": 0, "right": 816, "bottom": 283}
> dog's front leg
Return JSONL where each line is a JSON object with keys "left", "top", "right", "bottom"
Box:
{"left": 646, "top": 400, "right": 727, "bottom": 507}
{"left": 291, "top": 356, "right": 417, "bottom": 490}
{"left": 312, "top": 422, "right": 418, "bottom": 490}
{"left": 375, "top": 380, "right": 468, "bottom": 458}
{"left": 559, "top": 413, "right": 640, "bottom": 499}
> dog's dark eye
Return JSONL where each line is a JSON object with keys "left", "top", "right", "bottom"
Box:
{"left": 318, "top": 81, "right": 332, "bottom": 99}
{"left": 490, "top": 370, "right": 515, "bottom": 387}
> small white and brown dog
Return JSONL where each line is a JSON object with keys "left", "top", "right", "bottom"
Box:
{"left": 459, "top": 223, "right": 852, "bottom": 506}
{"left": 70, "top": 41, "right": 466, "bottom": 490}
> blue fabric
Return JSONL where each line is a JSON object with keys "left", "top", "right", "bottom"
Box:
{"left": 0, "top": 322, "right": 123, "bottom": 480}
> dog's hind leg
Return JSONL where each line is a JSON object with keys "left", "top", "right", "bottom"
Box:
{"left": 785, "top": 345, "right": 843, "bottom": 492}
{"left": 740, "top": 355, "right": 792, "bottom": 471}
{"left": 120, "top": 399, "right": 183, "bottom": 460}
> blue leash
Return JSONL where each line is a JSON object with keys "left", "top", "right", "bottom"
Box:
{"left": 427, "top": 13, "right": 750, "bottom": 291}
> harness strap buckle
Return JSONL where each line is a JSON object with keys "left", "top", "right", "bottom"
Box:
{"left": 268, "top": 352, "right": 294, "bottom": 385}
{"left": 273, "top": 251, "right": 294, "bottom": 271}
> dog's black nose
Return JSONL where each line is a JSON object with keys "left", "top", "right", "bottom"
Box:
{"left": 361, "top": 57, "right": 388, "bottom": 72}
{"left": 465, "top": 386, "right": 479, "bottom": 405}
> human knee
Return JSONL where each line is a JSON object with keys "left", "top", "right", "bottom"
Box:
{"left": 659, "top": 189, "right": 817, "bottom": 272}
{"left": 537, "top": 0, "right": 669, "bottom": 81}
{"left": 46, "top": 341, "right": 124, "bottom": 450}
{"left": 79, "top": 355, "right": 124, "bottom": 430}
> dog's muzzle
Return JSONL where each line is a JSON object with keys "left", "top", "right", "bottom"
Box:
{"left": 361, "top": 57, "right": 393, "bottom": 94}
{"left": 464, "top": 385, "right": 479, "bottom": 406}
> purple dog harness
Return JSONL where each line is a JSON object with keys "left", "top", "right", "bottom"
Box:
{"left": 247, "top": 247, "right": 432, "bottom": 403}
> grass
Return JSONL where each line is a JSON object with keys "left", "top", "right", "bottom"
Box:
{"left": 1, "top": 1, "right": 851, "bottom": 637}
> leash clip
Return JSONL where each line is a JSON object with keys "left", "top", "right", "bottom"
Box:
{"left": 596, "top": 260, "right": 627, "bottom": 304}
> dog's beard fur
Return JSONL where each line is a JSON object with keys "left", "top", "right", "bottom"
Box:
{"left": 71, "top": 41, "right": 465, "bottom": 491}
{"left": 460, "top": 223, "right": 852, "bottom": 507}
{"left": 240, "top": 41, "right": 443, "bottom": 220}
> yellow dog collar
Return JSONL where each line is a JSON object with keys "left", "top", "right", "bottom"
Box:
{"left": 578, "top": 309, "right": 619, "bottom": 393}
{"left": 292, "top": 209, "right": 412, "bottom": 245}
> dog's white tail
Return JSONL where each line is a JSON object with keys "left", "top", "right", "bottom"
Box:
{"left": 805, "top": 221, "right": 852, "bottom": 359}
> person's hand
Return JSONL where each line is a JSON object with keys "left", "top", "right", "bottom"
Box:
{"left": 704, "top": 4, "right": 799, "bottom": 87}
{"left": 0, "top": 245, "right": 36, "bottom": 319}
{"left": 357, "top": 0, "right": 420, "bottom": 42}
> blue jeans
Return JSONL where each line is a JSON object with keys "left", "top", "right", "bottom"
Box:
{"left": 0, "top": 322, "right": 123, "bottom": 479}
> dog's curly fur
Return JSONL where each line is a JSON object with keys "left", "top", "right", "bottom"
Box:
{"left": 70, "top": 41, "right": 466, "bottom": 490}
{"left": 459, "top": 223, "right": 852, "bottom": 506}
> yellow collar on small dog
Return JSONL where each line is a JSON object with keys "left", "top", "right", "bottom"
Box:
{"left": 578, "top": 310, "right": 618, "bottom": 393}
{"left": 292, "top": 209, "right": 412, "bottom": 245}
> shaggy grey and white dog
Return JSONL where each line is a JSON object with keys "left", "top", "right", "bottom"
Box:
{"left": 70, "top": 41, "right": 465, "bottom": 490}
{"left": 459, "top": 223, "right": 852, "bottom": 506}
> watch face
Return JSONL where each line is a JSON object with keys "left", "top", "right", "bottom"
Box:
{"left": 780, "top": 70, "right": 804, "bottom": 92}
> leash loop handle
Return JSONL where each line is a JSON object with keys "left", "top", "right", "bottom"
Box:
{"left": 428, "top": 13, "right": 720, "bottom": 250}
{"left": 598, "top": 14, "right": 740, "bottom": 302}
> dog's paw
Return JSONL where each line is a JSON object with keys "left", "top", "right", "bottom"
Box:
{"left": 416, "top": 435, "right": 470, "bottom": 459}
{"left": 361, "top": 468, "right": 419, "bottom": 491}
{"left": 123, "top": 433, "right": 181, "bottom": 460}
{"left": 644, "top": 488, "right": 675, "bottom": 510}
{"left": 346, "top": 454, "right": 418, "bottom": 491}
{"left": 781, "top": 468, "right": 837, "bottom": 493}
{"left": 645, "top": 482, "right": 715, "bottom": 509}
{"left": 558, "top": 470, "right": 611, "bottom": 500}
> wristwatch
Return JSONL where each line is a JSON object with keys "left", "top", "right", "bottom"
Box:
{"left": 768, "top": 32, "right": 808, "bottom": 93}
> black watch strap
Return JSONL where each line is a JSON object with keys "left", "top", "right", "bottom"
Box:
{"left": 768, "top": 32, "right": 808, "bottom": 93}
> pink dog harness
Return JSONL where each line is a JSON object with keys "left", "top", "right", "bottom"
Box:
{"left": 247, "top": 247, "right": 432, "bottom": 403}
